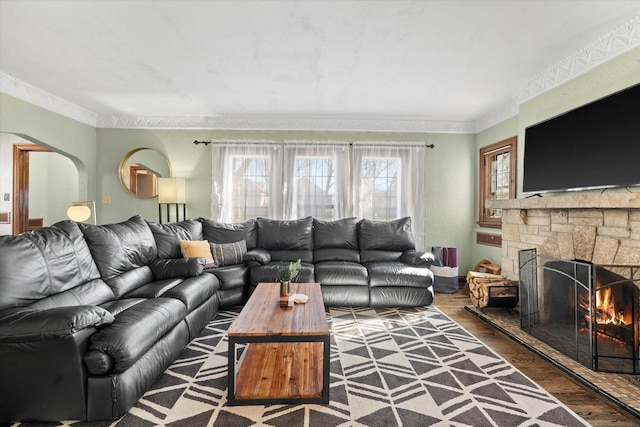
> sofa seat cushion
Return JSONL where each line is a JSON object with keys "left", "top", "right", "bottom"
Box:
{"left": 162, "top": 274, "right": 219, "bottom": 311}
{"left": 0, "top": 305, "right": 114, "bottom": 343}
{"left": 25, "top": 278, "right": 114, "bottom": 311}
{"left": 122, "top": 277, "right": 183, "bottom": 298}
{"left": 321, "top": 285, "right": 370, "bottom": 307}
{"left": 206, "top": 264, "right": 249, "bottom": 290}
{"left": 107, "top": 266, "right": 155, "bottom": 299}
{"left": 315, "top": 261, "right": 368, "bottom": 286}
{"left": 366, "top": 262, "right": 433, "bottom": 288}
{"left": 250, "top": 261, "right": 315, "bottom": 289}
{"left": 269, "top": 249, "right": 313, "bottom": 263}
{"left": 89, "top": 298, "right": 187, "bottom": 373}
{"left": 314, "top": 248, "right": 360, "bottom": 263}
{"left": 370, "top": 286, "right": 434, "bottom": 307}
{"left": 121, "top": 274, "right": 218, "bottom": 312}
{"left": 100, "top": 298, "right": 146, "bottom": 316}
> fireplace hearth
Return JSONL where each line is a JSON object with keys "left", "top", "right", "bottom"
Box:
{"left": 519, "top": 249, "right": 640, "bottom": 374}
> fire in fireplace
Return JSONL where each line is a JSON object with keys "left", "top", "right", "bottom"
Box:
{"left": 519, "top": 249, "right": 640, "bottom": 374}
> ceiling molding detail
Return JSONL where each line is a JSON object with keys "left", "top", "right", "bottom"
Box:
{"left": 2, "top": 14, "right": 638, "bottom": 134}
{"left": 516, "top": 13, "right": 640, "bottom": 104}
{"left": 96, "top": 114, "right": 476, "bottom": 133}
{"left": 0, "top": 72, "right": 97, "bottom": 127}
{"left": 474, "top": 99, "right": 519, "bottom": 133}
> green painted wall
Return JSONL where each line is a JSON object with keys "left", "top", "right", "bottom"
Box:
{"left": 471, "top": 46, "right": 640, "bottom": 272}
{"left": 0, "top": 93, "right": 97, "bottom": 202}
{"left": 96, "top": 128, "right": 477, "bottom": 272}
{"left": 518, "top": 46, "right": 640, "bottom": 197}
{"left": 472, "top": 116, "right": 519, "bottom": 267}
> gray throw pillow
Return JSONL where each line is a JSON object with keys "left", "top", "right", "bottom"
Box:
{"left": 209, "top": 240, "right": 248, "bottom": 267}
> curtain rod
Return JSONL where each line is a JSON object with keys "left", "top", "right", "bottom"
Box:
{"left": 194, "top": 140, "right": 435, "bottom": 148}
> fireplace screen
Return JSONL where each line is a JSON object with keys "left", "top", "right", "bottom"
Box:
{"left": 519, "top": 249, "right": 640, "bottom": 374}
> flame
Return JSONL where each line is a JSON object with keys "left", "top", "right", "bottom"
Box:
{"left": 593, "top": 288, "right": 627, "bottom": 326}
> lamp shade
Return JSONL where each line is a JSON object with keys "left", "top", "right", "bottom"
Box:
{"left": 158, "top": 178, "right": 186, "bottom": 203}
{"left": 67, "top": 205, "right": 91, "bottom": 222}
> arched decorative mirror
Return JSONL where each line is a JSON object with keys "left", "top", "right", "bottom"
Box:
{"left": 118, "top": 148, "right": 172, "bottom": 198}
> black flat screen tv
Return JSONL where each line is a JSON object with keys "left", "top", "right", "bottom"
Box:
{"left": 523, "top": 83, "right": 640, "bottom": 194}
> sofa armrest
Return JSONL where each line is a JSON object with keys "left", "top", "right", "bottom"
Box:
{"left": 150, "top": 257, "right": 205, "bottom": 279}
{"left": 243, "top": 248, "right": 271, "bottom": 267}
{"left": 0, "top": 305, "right": 114, "bottom": 343}
{"left": 400, "top": 250, "right": 435, "bottom": 267}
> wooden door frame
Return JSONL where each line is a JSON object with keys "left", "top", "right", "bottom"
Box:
{"left": 12, "top": 144, "right": 51, "bottom": 234}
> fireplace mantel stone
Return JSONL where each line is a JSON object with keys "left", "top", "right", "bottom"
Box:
{"left": 487, "top": 192, "right": 640, "bottom": 210}
{"left": 487, "top": 192, "right": 640, "bottom": 280}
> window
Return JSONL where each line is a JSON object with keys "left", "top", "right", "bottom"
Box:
{"left": 283, "top": 143, "right": 350, "bottom": 220}
{"left": 478, "top": 137, "right": 516, "bottom": 228}
{"left": 359, "top": 157, "right": 400, "bottom": 219}
{"left": 293, "top": 156, "right": 335, "bottom": 219}
{"left": 213, "top": 141, "right": 427, "bottom": 249}
{"left": 212, "top": 143, "right": 282, "bottom": 222}
{"left": 352, "top": 144, "right": 425, "bottom": 249}
{"left": 230, "top": 155, "right": 270, "bottom": 221}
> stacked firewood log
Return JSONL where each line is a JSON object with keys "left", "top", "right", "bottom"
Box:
{"left": 467, "top": 271, "right": 519, "bottom": 309}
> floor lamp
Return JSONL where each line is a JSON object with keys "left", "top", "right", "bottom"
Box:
{"left": 158, "top": 178, "right": 186, "bottom": 224}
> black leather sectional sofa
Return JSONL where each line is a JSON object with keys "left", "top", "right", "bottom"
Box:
{"left": 0, "top": 215, "right": 434, "bottom": 422}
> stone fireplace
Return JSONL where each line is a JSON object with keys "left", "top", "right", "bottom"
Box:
{"left": 488, "top": 193, "right": 640, "bottom": 373}
{"left": 487, "top": 193, "right": 640, "bottom": 280}
{"left": 519, "top": 248, "right": 640, "bottom": 373}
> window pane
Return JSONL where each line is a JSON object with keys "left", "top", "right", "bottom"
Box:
{"left": 486, "top": 150, "right": 510, "bottom": 218}
{"left": 294, "top": 156, "right": 335, "bottom": 219}
{"left": 360, "top": 157, "right": 400, "bottom": 219}
{"left": 231, "top": 155, "right": 269, "bottom": 221}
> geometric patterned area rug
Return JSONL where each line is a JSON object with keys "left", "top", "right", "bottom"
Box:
{"left": 20, "top": 306, "right": 589, "bottom": 427}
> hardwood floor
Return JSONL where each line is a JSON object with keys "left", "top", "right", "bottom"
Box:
{"left": 436, "top": 292, "right": 640, "bottom": 426}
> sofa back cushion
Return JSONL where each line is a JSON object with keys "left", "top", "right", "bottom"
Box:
{"left": 257, "top": 217, "right": 313, "bottom": 250}
{"left": 257, "top": 217, "right": 313, "bottom": 263}
{"left": 147, "top": 219, "right": 203, "bottom": 258}
{"left": 201, "top": 218, "right": 257, "bottom": 250}
{"left": 359, "top": 217, "right": 416, "bottom": 263}
{"left": 313, "top": 217, "right": 360, "bottom": 263}
{"left": 0, "top": 221, "right": 105, "bottom": 311}
{"left": 80, "top": 216, "right": 157, "bottom": 297}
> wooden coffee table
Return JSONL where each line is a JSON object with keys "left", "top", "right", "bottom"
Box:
{"left": 227, "top": 282, "right": 330, "bottom": 405}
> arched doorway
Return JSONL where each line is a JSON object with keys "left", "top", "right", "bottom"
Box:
{"left": 0, "top": 133, "right": 80, "bottom": 235}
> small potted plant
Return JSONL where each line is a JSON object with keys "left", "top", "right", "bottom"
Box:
{"left": 277, "top": 259, "right": 301, "bottom": 296}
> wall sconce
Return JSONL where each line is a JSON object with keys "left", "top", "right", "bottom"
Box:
{"left": 158, "top": 178, "right": 186, "bottom": 223}
{"left": 67, "top": 201, "right": 97, "bottom": 225}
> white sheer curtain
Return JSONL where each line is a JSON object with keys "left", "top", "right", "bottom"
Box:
{"left": 282, "top": 142, "right": 351, "bottom": 220}
{"left": 352, "top": 143, "right": 426, "bottom": 249}
{"left": 211, "top": 142, "right": 282, "bottom": 222}
{"left": 211, "top": 141, "right": 427, "bottom": 249}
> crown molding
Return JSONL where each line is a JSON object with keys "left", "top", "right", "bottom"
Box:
{"left": 474, "top": 99, "right": 519, "bottom": 133}
{"left": 3, "top": 14, "right": 639, "bottom": 133}
{"left": 96, "top": 114, "right": 475, "bottom": 133}
{"left": 0, "top": 72, "right": 97, "bottom": 127}
{"left": 516, "top": 14, "right": 640, "bottom": 105}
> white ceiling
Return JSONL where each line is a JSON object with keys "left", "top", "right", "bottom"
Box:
{"left": 1, "top": 0, "right": 639, "bottom": 132}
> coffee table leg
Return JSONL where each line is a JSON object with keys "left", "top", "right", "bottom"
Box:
{"left": 322, "top": 335, "right": 330, "bottom": 403}
{"left": 227, "top": 337, "right": 237, "bottom": 405}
